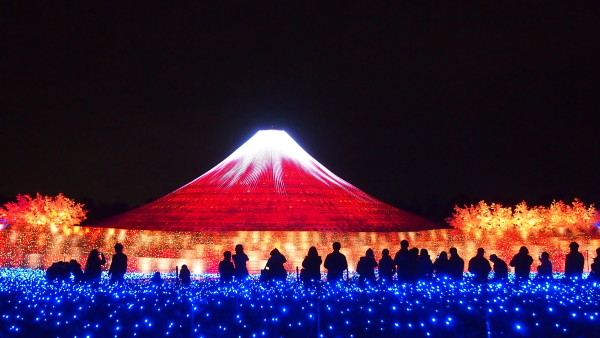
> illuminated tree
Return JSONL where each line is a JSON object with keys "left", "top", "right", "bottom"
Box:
{"left": 447, "top": 199, "right": 598, "bottom": 237}
{"left": 0, "top": 193, "right": 87, "bottom": 230}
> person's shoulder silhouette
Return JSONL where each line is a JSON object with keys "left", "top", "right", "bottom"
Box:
{"left": 302, "top": 246, "right": 322, "bottom": 283}
{"left": 536, "top": 252, "right": 553, "bottom": 279}
{"left": 151, "top": 272, "right": 163, "bottom": 286}
{"left": 266, "top": 248, "right": 287, "bottom": 282}
{"left": 565, "top": 242, "right": 584, "bottom": 279}
{"left": 219, "top": 251, "right": 235, "bottom": 283}
{"left": 490, "top": 254, "right": 508, "bottom": 280}
{"left": 356, "top": 248, "right": 377, "bottom": 284}
{"left": 232, "top": 244, "right": 250, "bottom": 281}
{"left": 394, "top": 240, "right": 411, "bottom": 282}
{"left": 109, "top": 243, "right": 127, "bottom": 285}
{"left": 448, "top": 248, "right": 465, "bottom": 280}
{"left": 378, "top": 249, "right": 396, "bottom": 282}
{"left": 509, "top": 246, "right": 533, "bottom": 279}
{"left": 180, "top": 264, "right": 192, "bottom": 286}
{"left": 84, "top": 249, "right": 106, "bottom": 283}
{"left": 468, "top": 248, "right": 491, "bottom": 282}
{"left": 324, "top": 242, "right": 348, "bottom": 282}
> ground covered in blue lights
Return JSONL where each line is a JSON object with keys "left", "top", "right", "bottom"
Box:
{"left": 1, "top": 268, "right": 599, "bottom": 337}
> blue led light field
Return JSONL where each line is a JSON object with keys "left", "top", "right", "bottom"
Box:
{"left": 1, "top": 268, "right": 599, "bottom": 337}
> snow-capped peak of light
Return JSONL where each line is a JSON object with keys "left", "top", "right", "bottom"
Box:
{"left": 199, "top": 130, "right": 355, "bottom": 192}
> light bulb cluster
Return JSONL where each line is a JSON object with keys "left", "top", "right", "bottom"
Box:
{"left": 1, "top": 268, "right": 599, "bottom": 337}
{"left": 2, "top": 226, "right": 599, "bottom": 275}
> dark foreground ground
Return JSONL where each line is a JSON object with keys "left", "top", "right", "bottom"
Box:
{"left": 1, "top": 268, "right": 599, "bottom": 337}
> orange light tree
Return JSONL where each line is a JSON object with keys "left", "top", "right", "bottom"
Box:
{"left": 0, "top": 193, "right": 87, "bottom": 233}
{"left": 447, "top": 199, "right": 599, "bottom": 238}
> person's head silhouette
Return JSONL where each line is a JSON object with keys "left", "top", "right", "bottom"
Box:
{"left": 235, "top": 244, "right": 244, "bottom": 254}
{"left": 400, "top": 240, "right": 409, "bottom": 249}
{"left": 332, "top": 242, "right": 341, "bottom": 251}
{"left": 114, "top": 243, "right": 123, "bottom": 254}
{"left": 439, "top": 251, "right": 448, "bottom": 260}
{"left": 569, "top": 242, "right": 579, "bottom": 252}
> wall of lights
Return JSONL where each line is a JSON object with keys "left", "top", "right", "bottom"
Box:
{"left": 1, "top": 225, "right": 598, "bottom": 274}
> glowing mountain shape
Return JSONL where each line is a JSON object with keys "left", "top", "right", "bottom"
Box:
{"left": 94, "top": 130, "right": 441, "bottom": 231}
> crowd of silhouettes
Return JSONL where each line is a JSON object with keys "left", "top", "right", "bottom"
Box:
{"left": 45, "top": 241, "right": 600, "bottom": 286}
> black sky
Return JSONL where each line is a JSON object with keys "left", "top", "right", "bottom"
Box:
{"left": 2, "top": 2, "right": 599, "bottom": 220}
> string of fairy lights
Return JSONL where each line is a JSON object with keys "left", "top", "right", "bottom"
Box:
{"left": 2, "top": 224, "right": 599, "bottom": 275}
{"left": 1, "top": 268, "right": 599, "bottom": 337}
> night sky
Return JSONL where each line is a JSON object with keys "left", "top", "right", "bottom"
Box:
{"left": 2, "top": 3, "right": 599, "bottom": 221}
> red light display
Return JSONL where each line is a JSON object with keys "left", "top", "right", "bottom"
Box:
{"left": 92, "top": 130, "right": 441, "bottom": 232}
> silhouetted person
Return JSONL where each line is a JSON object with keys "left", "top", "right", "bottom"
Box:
{"left": 490, "top": 254, "right": 508, "bottom": 281}
{"left": 109, "top": 243, "right": 127, "bottom": 285}
{"left": 536, "top": 252, "right": 553, "bottom": 280}
{"left": 301, "top": 246, "right": 322, "bottom": 283}
{"left": 408, "top": 247, "right": 419, "bottom": 282}
{"left": 69, "top": 259, "right": 83, "bottom": 283}
{"left": 219, "top": 251, "right": 235, "bottom": 283}
{"left": 46, "top": 261, "right": 70, "bottom": 282}
{"left": 565, "top": 242, "right": 584, "bottom": 280}
{"left": 469, "top": 248, "right": 491, "bottom": 283}
{"left": 84, "top": 249, "right": 106, "bottom": 283}
{"left": 266, "top": 248, "right": 287, "bottom": 282}
{"left": 417, "top": 249, "right": 433, "bottom": 280}
{"left": 356, "top": 248, "right": 378, "bottom": 284}
{"left": 179, "top": 264, "right": 191, "bottom": 286}
{"left": 434, "top": 251, "right": 450, "bottom": 279}
{"left": 324, "top": 242, "right": 348, "bottom": 282}
{"left": 394, "top": 240, "right": 411, "bottom": 282}
{"left": 448, "top": 247, "right": 465, "bottom": 281}
{"left": 151, "top": 272, "right": 163, "bottom": 286}
{"left": 378, "top": 249, "right": 396, "bottom": 282}
{"left": 232, "top": 244, "right": 249, "bottom": 281}
{"left": 510, "top": 246, "right": 533, "bottom": 280}
{"left": 589, "top": 248, "right": 600, "bottom": 281}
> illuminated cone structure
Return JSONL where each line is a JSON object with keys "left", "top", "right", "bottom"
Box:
{"left": 98, "top": 130, "right": 440, "bottom": 232}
